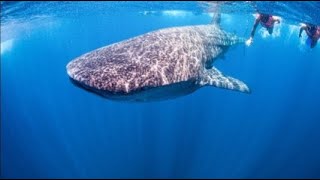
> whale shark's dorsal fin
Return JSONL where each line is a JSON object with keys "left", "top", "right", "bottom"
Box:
{"left": 211, "top": 12, "right": 221, "bottom": 26}
{"left": 199, "top": 67, "right": 250, "bottom": 93}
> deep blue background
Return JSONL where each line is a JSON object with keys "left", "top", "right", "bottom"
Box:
{"left": 1, "top": 2, "right": 320, "bottom": 178}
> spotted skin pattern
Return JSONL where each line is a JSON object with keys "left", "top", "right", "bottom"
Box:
{"left": 67, "top": 24, "right": 250, "bottom": 101}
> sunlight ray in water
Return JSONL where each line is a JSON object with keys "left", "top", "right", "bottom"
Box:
{"left": 1, "top": 39, "right": 14, "bottom": 55}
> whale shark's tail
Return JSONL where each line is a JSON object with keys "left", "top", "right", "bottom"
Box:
{"left": 199, "top": 67, "right": 251, "bottom": 94}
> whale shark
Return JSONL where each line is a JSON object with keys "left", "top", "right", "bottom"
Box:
{"left": 66, "top": 23, "right": 250, "bottom": 102}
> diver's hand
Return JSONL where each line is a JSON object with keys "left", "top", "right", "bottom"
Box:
{"left": 245, "top": 37, "right": 253, "bottom": 46}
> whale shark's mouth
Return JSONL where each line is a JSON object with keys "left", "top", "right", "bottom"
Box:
{"left": 69, "top": 77, "right": 125, "bottom": 98}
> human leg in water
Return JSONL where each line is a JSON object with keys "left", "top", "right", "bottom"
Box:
{"left": 267, "top": 27, "right": 274, "bottom": 35}
{"left": 306, "top": 36, "right": 317, "bottom": 48}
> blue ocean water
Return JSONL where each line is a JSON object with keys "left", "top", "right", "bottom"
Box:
{"left": 1, "top": 1, "right": 320, "bottom": 178}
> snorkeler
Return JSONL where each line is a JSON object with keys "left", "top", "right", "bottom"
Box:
{"left": 246, "top": 13, "right": 281, "bottom": 46}
{"left": 299, "top": 23, "right": 320, "bottom": 48}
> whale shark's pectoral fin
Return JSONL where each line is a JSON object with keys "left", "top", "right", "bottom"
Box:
{"left": 199, "top": 67, "right": 251, "bottom": 93}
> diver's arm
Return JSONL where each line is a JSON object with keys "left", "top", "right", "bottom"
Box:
{"left": 299, "top": 26, "right": 309, "bottom": 37}
{"left": 246, "top": 16, "right": 260, "bottom": 46}
{"left": 250, "top": 18, "right": 260, "bottom": 39}
{"left": 299, "top": 27, "right": 304, "bottom": 37}
{"left": 305, "top": 28, "right": 313, "bottom": 37}
{"left": 273, "top": 16, "right": 280, "bottom": 24}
